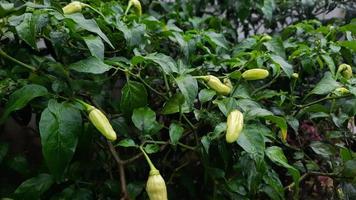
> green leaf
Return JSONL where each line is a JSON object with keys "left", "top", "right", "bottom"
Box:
{"left": 144, "top": 144, "right": 160, "bottom": 154}
{"left": 0, "top": 84, "right": 48, "bottom": 124}
{"left": 321, "top": 54, "right": 335, "bottom": 75}
{"left": 264, "top": 115, "right": 288, "bottom": 141}
{"left": 342, "top": 159, "right": 356, "bottom": 178}
{"left": 39, "top": 100, "right": 82, "bottom": 180}
{"left": 112, "top": 116, "right": 130, "bottom": 137}
{"left": 338, "top": 41, "right": 356, "bottom": 51}
{"left": 0, "top": 2, "right": 15, "bottom": 18}
{"left": 120, "top": 81, "right": 148, "bottom": 116}
{"left": 264, "top": 37, "right": 285, "bottom": 58}
{"left": 340, "top": 23, "right": 356, "bottom": 34}
{"left": 266, "top": 146, "right": 300, "bottom": 194}
{"left": 116, "top": 21, "right": 145, "bottom": 47}
{"left": 201, "top": 136, "right": 210, "bottom": 153}
{"left": 237, "top": 125, "right": 265, "bottom": 160}
{"left": 65, "top": 13, "right": 114, "bottom": 48}
{"left": 69, "top": 56, "right": 112, "bottom": 74}
{"left": 6, "top": 155, "right": 30, "bottom": 175}
{"left": 14, "top": 174, "right": 54, "bottom": 200}
{"left": 204, "top": 31, "right": 228, "bottom": 49}
{"left": 169, "top": 123, "right": 184, "bottom": 145}
{"left": 310, "top": 141, "right": 336, "bottom": 158}
{"left": 144, "top": 53, "right": 178, "bottom": 75}
{"left": 15, "top": 13, "right": 36, "bottom": 49}
{"left": 0, "top": 142, "right": 9, "bottom": 163}
{"left": 214, "top": 97, "right": 238, "bottom": 116}
{"left": 51, "top": 185, "right": 93, "bottom": 200}
{"left": 131, "top": 107, "right": 162, "bottom": 135}
{"left": 245, "top": 108, "right": 273, "bottom": 119}
{"left": 162, "top": 93, "right": 189, "bottom": 115}
{"left": 198, "top": 89, "right": 216, "bottom": 103}
{"left": 310, "top": 72, "right": 340, "bottom": 95}
{"left": 262, "top": 169, "right": 284, "bottom": 200}
{"left": 127, "top": 182, "right": 145, "bottom": 199}
{"left": 339, "top": 147, "right": 353, "bottom": 162}
{"left": 175, "top": 75, "right": 198, "bottom": 107}
{"left": 116, "top": 139, "right": 137, "bottom": 148}
{"left": 270, "top": 54, "right": 293, "bottom": 77}
{"left": 83, "top": 35, "right": 104, "bottom": 60}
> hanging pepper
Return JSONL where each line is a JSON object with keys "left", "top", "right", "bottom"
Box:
{"left": 226, "top": 109, "right": 244, "bottom": 143}
{"left": 140, "top": 146, "right": 167, "bottom": 200}
{"left": 76, "top": 99, "right": 117, "bottom": 141}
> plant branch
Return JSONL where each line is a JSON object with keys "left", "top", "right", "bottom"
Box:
{"left": 251, "top": 73, "right": 280, "bottom": 95}
{"left": 284, "top": 171, "right": 342, "bottom": 191}
{"left": 107, "top": 142, "right": 130, "bottom": 200}
{"left": 0, "top": 49, "right": 36, "bottom": 71}
{"left": 294, "top": 94, "right": 351, "bottom": 116}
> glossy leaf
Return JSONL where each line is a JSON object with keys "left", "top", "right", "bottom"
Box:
{"left": 0, "top": 84, "right": 47, "bottom": 124}
{"left": 120, "top": 81, "right": 148, "bottom": 116}
{"left": 131, "top": 107, "right": 162, "bottom": 135}
{"left": 14, "top": 174, "right": 54, "bottom": 200}
{"left": 169, "top": 123, "right": 184, "bottom": 145}
{"left": 69, "top": 56, "right": 112, "bottom": 74}
{"left": 175, "top": 75, "right": 198, "bottom": 107}
{"left": 39, "top": 100, "right": 82, "bottom": 180}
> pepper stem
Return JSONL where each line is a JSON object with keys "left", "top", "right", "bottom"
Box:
{"left": 75, "top": 99, "right": 93, "bottom": 112}
{"left": 192, "top": 76, "right": 209, "bottom": 81}
{"left": 139, "top": 146, "right": 157, "bottom": 171}
{"left": 124, "top": 1, "right": 133, "bottom": 15}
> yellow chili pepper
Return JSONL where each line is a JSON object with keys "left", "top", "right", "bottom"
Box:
{"left": 226, "top": 109, "right": 244, "bottom": 143}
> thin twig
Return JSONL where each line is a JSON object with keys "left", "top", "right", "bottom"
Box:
{"left": 251, "top": 73, "right": 280, "bottom": 96}
{"left": 0, "top": 49, "right": 36, "bottom": 71}
{"left": 284, "top": 171, "right": 342, "bottom": 191}
{"left": 107, "top": 142, "right": 130, "bottom": 200}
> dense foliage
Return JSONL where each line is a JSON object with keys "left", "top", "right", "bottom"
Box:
{"left": 0, "top": 0, "right": 355, "bottom": 199}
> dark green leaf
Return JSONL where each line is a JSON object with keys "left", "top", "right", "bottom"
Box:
{"left": 321, "top": 54, "right": 335, "bottom": 75}
{"left": 338, "top": 41, "right": 356, "bottom": 51}
{"left": 175, "top": 75, "right": 198, "bottom": 107}
{"left": 131, "top": 107, "right": 162, "bottom": 135}
{"left": 144, "top": 53, "right": 178, "bottom": 74}
{"left": 264, "top": 36, "right": 285, "bottom": 58}
{"left": 198, "top": 89, "right": 216, "bottom": 103}
{"left": 6, "top": 155, "right": 30, "bottom": 175}
{"left": 0, "top": 142, "right": 9, "bottom": 163}
{"left": 144, "top": 144, "right": 160, "bottom": 154}
{"left": 69, "top": 56, "right": 112, "bottom": 74}
{"left": 127, "top": 182, "right": 145, "bottom": 199}
{"left": 14, "top": 174, "right": 54, "bottom": 200}
{"left": 65, "top": 13, "right": 114, "bottom": 48}
{"left": 169, "top": 123, "right": 184, "bottom": 145}
{"left": 116, "top": 139, "right": 137, "bottom": 148}
{"left": 270, "top": 54, "right": 293, "bottom": 77}
{"left": 83, "top": 35, "right": 104, "bottom": 60}
{"left": 16, "top": 13, "right": 36, "bottom": 49}
{"left": 120, "top": 81, "right": 148, "bottom": 116}
{"left": 343, "top": 159, "right": 356, "bottom": 178}
{"left": 204, "top": 31, "right": 228, "bottom": 49}
{"left": 310, "top": 72, "right": 340, "bottom": 95}
{"left": 0, "top": 84, "right": 47, "bottom": 124}
{"left": 162, "top": 93, "right": 188, "bottom": 115}
{"left": 39, "top": 100, "right": 82, "bottom": 180}
{"left": 266, "top": 146, "right": 300, "bottom": 193}
{"left": 310, "top": 141, "right": 336, "bottom": 158}
{"left": 237, "top": 125, "right": 265, "bottom": 160}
